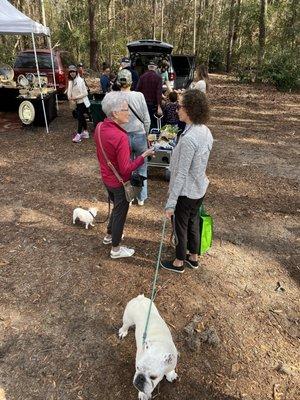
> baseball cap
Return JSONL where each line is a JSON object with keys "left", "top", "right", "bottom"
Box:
{"left": 117, "top": 69, "right": 132, "bottom": 85}
{"left": 68, "top": 65, "right": 77, "bottom": 72}
{"left": 121, "top": 57, "right": 130, "bottom": 64}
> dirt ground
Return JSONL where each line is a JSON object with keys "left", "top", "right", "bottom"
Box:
{"left": 0, "top": 75, "right": 299, "bottom": 400}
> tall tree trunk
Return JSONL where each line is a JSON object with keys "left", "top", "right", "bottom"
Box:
{"left": 160, "top": 0, "right": 164, "bottom": 41}
{"left": 257, "top": 0, "right": 267, "bottom": 76}
{"left": 226, "top": 0, "right": 236, "bottom": 73}
{"left": 88, "top": 0, "right": 99, "bottom": 71}
{"left": 153, "top": 0, "right": 157, "bottom": 40}
{"left": 232, "top": 0, "right": 242, "bottom": 48}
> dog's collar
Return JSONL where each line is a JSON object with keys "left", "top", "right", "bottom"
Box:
{"left": 89, "top": 210, "right": 96, "bottom": 218}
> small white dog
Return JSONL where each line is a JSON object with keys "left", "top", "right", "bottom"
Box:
{"left": 72, "top": 207, "right": 98, "bottom": 229}
{"left": 119, "top": 294, "right": 178, "bottom": 400}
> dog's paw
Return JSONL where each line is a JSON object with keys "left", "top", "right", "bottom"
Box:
{"left": 118, "top": 327, "right": 128, "bottom": 339}
{"left": 138, "top": 392, "right": 149, "bottom": 400}
{"left": 166, "top": 370, "right": 178, "bottom": 382}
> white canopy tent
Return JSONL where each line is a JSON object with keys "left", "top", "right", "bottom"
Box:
{"left": 0, "top": 0, "right": 57, "bottom": 132}
{"left": 0, "top": 0, "right": 50, "bottom": 35}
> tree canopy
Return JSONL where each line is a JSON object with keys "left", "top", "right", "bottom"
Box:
{"left": 0, "top": 0, "right": 298, "bottom": 90}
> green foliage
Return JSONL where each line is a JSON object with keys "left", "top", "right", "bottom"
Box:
{"left": 261, "top": 50, "right": 300, "bottom": 91}
{"left": 1, "top": 0, "right": 298, "bottom": 92}
{"left": 208, "top": 46, "right": 225, "bottom": 72}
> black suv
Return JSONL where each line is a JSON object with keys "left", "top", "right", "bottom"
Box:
{"left": 127, "top": 39, "right": 195, "bottom": 90}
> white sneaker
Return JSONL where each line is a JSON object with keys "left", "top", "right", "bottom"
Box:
{"left": 72, "top": 133, "right": 82, "bottom": 143}
{"left": 137, "top": 200, "right": 144, "bottom": 206}
{"left": 103, "top": 234, "right": 124, "bottom": 245}
{"left": 81, "top": 130, "right": 89, "bottom": 139}
{"left": 110, "top": 246, "right": 135, "bottom": 259}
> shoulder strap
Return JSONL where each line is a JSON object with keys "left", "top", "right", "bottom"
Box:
{"left": 128, "top": 103, "right": 144, "bottom": 126}
{"left": 96, "top": 124, "right": 124, "bottom": 184}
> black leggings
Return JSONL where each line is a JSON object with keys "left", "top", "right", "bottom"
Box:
{"left": 106, "top": 185, "right": 129, "bottom": 247}
{"left": 174, "top": 196, "right": 204, "bottom": 260}
{"left": 76, "top": 103, "right": 88, "bottom": 133}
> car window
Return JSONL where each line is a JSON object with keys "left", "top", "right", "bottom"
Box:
{"left": 14, "top": 53, "right": 57, "bottom": 69}
{"left": 132, "top": 54, "right": 171, "bottom": 76}
{"left": 171, "top": 56, "right": 191, "bottom": 75}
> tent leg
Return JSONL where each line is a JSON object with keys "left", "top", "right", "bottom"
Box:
{"left": 32, "top": 32, "right": 49, "bottom": 133}
{"left": 48, "top": 34, "right": 59, "bottom": 111}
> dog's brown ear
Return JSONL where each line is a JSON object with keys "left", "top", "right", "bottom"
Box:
{"left": 163, "top": 353, "right": 176, "bottom": 365}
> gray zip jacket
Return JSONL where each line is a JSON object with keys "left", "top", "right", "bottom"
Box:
{"left": 165, "top": 124, "right": 213, "bottom": 210}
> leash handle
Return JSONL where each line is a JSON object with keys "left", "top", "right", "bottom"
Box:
{"left": 170, "top": 215, "right": 179, "bottom": 247}
{"left": 142, "top": 217, "right": 167, "bottom": 345}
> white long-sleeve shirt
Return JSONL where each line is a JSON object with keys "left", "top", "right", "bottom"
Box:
{"left": 67, "top": 75, "right": 90, "bottom": 107}
{"left": 190, "top": 79, "right": 206, "bottom": 93}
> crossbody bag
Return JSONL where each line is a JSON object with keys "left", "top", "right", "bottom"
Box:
{"left": 97, "top": 125, "right": 141, "bottom": 202}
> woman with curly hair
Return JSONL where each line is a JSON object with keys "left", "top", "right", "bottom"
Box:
{"left": 161, "top": 89, "right": 213, "bottom": 273}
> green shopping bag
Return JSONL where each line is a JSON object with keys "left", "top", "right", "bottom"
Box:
{"left": 198, "top": 205, "right": 213, "bottom": 255}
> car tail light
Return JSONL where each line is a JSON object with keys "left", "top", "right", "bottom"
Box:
{"left": 57, "top": 70, "right": 65, "bottom": 85}
{"left": 169, "top": 71, "right": 176, "bottom": 81}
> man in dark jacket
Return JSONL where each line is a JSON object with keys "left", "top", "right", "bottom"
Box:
{"left": 137, "top": 60, "right": 163, "bottom": 129}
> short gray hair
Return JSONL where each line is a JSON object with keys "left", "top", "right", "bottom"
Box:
{"left": 101, "top": 91, "right": 128, "bottom": 117}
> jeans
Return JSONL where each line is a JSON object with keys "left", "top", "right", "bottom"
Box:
{"left": 106, "top": 185, "right": 129, "bottom": 247}
{"left": 128, "top": 132, "right": 148, "bottom": 201}
{"left": 174, "top": 196, "right": 204, "bottom": 260}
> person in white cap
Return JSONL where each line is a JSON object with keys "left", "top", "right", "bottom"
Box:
{"left": 117, "top": 68, "right": 150, "bottom": 206}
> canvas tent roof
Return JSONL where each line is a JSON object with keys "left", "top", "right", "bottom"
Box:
{"left": 0, "top": 0, "right": 49, "bottom": 35}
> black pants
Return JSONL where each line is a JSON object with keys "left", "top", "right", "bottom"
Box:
{"left": 174, "top": 196, "right": 204, "bottom": 260}
{"left": 106, "top": 185, "right": 129, "bottom": 247}
{"left": 76, "top": 103, "right": 88, "bottom": 133}
{"left": 147, "top": 103, "right": 158, "bottom": 130}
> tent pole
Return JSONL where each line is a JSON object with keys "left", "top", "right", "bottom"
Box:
{"left": 48, "top": 34, "right": 59, "bottom": 111}
{"left": 31, "top": 32, "right": 49, "bottom": 133}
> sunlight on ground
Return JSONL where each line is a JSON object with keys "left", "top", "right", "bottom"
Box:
{"left": 0, "top": 205, "right": 65, "bottom": 228}
{"left": 212, "top": 115, "right": 266, "bottom": 124}
{"left": 0, "top": 387, "right": 6, "bottom": 400}
{"left": 237, "top": 137, "right": 275, "bottom": 145}
{"left": 284, "top": 102, "right": 300, "bottom": 109}
{"left": 213, "top": 176, "right": 255, "bottom": 193}
{"left": 0, "top": 157, "right": 11, "bottom": 168}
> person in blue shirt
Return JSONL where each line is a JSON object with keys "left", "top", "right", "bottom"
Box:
{"left": 100, "top": 66, "right": 111, "bottom": 93}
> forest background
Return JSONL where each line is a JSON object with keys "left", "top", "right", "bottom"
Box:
{"left": 0, "top": 0, "right": 298, "bottom": 91}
